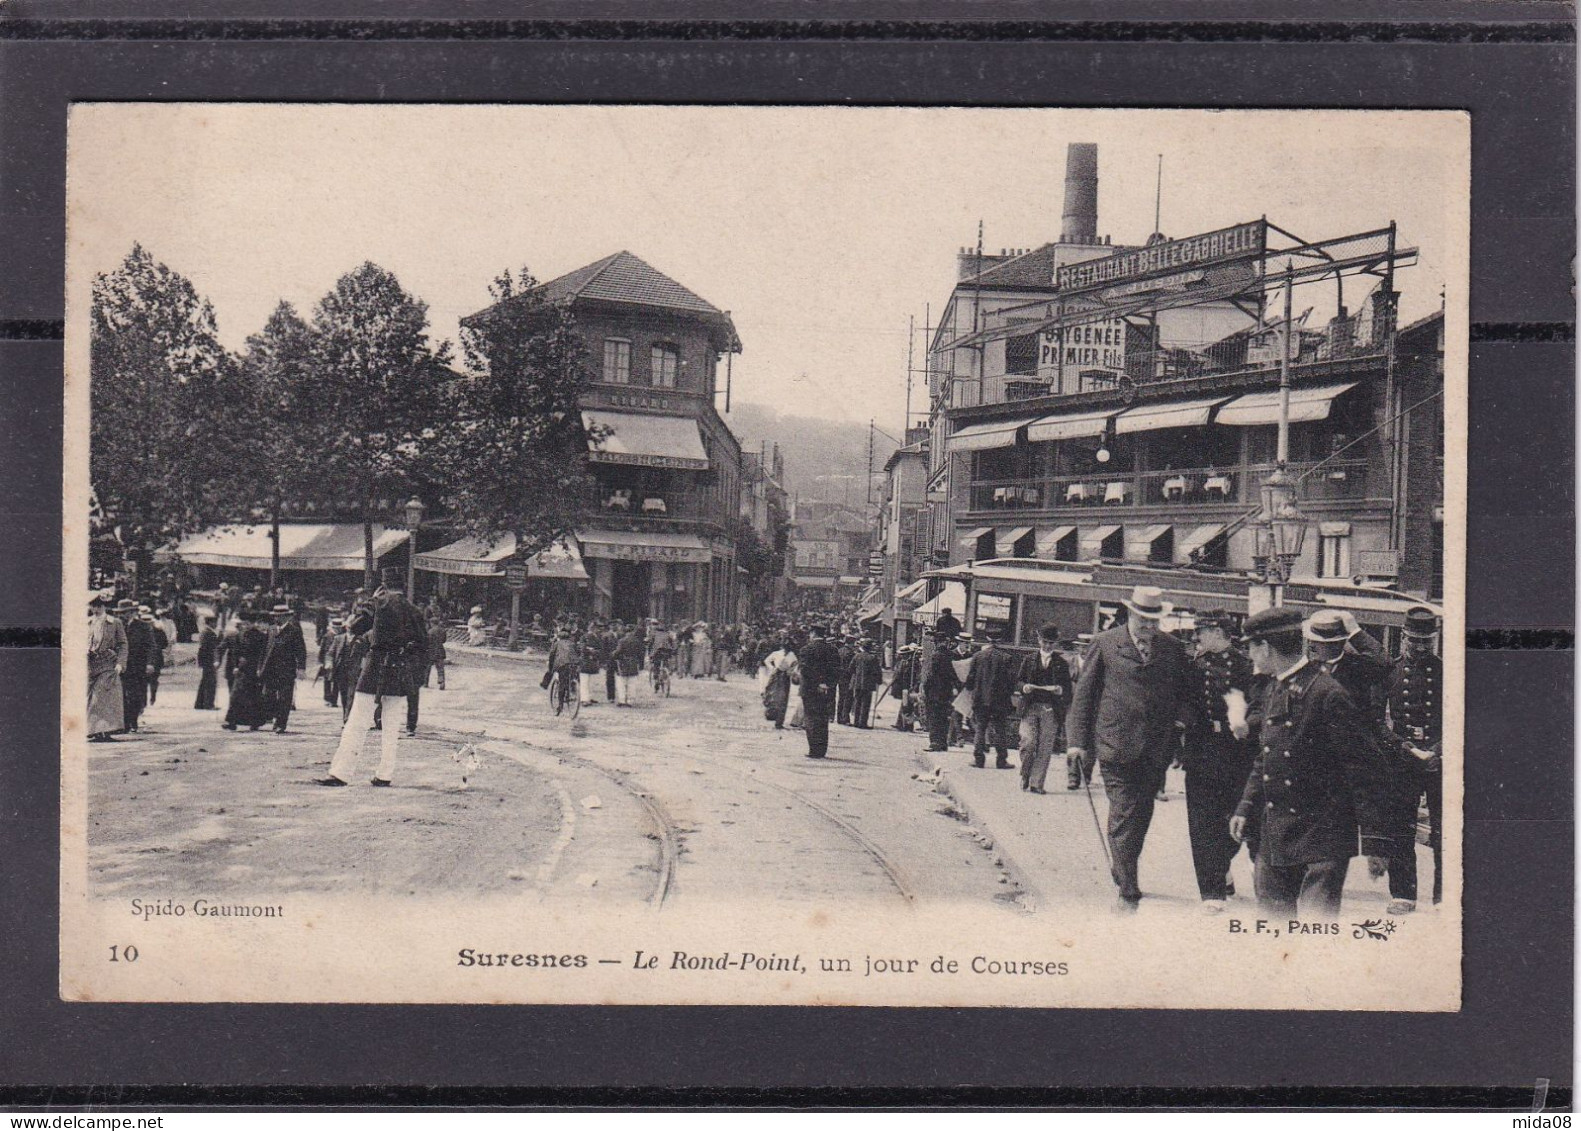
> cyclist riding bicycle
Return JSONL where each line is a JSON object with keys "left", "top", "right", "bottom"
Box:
{"left": 648, "top": 621, "right": 676, "bottom": 681}
{"left": 543, "top": 626, "right": 580, "bottom": 702}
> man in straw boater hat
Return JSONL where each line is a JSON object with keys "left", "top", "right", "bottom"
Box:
{"left": 318, "top": 566, "right": 428, "bottom": 788}
{"left": 1066, "top": 585, "right": 1195, "bottom": 911}
{"left": 1229, "top": 608, "right": 1399, "bottom": 919}
{"left": 1378, "top": 605, "right": 1445, "bottom": 913}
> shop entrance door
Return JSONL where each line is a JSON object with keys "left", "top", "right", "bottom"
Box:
{"left": 611, "top": 561, "right": 650, "bottom": 624}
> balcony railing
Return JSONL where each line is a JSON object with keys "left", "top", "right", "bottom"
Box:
{"left": 967, "top": 459, "right": 1371, "bottom": 512}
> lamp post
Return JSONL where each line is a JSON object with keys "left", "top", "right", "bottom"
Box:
{"left": 403, "top": 497, "right": 425, "bottom": 600}
{"left": 1251, "top": 264, "right": 1308, "bottom": 606}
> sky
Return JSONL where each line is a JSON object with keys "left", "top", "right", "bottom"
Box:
{"left": 67, "top": 106, "right": 1466, "bottom": 435}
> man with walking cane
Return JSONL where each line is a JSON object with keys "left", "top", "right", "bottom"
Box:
{"left": 1066, "top": 586, "right": 1195, "bottom": 912}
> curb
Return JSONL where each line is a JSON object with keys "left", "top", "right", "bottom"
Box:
{"left": 914, "top": 746, "right": 1051, "bottom": 915}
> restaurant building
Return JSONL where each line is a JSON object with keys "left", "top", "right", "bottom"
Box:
{"left": 922, "top": 145, "right": 1441, "bottom": 646}
{"left": 437, "top": 251, "right": 746, "bottom": 626}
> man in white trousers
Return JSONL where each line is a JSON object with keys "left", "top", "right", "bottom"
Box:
{"left": 318, "top": 569, "right": 428, "bottom": 788}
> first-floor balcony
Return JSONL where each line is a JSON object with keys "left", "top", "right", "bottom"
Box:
{"left": 965, "top": 459, "right": 1371, "bottom": 516}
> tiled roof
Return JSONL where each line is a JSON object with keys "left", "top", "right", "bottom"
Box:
{"left": 534, "top": 250, "right": 725, "bottom": 316}
{"left": 968, "top": 243, "right": 1062, "bottom": 288}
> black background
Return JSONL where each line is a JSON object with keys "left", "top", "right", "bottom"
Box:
{"left": 0, "top": 1, "right": 1573, "bottom": 1106}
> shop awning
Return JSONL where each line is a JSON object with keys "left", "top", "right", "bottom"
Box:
{"left": 582, "top": 410, "right": 709, "bottom": 470}
{"left": 795, "top": 576, "right": 837, "bottom": 589}
{"left": 414, "top": 534, "right": 589, "bottom": 580}
{"left": 1114, "top": 396, "right": 1230, "bottom": 435}
{"left": 957, "top": 526, "right": 993, "bottom": 551}
{"left": 1125, "top": 524, "right": 1172, "bottom": 560}
{"left": 895, "top": 578, "right": 929, "bottom": 605}
{"left": 577, "top": 529, "right": 712, "bottom": 564}
{"left": 1035, "top": 525, "right": 1077, "bottom": 558}
{"left": 1175, "top": 523, "right": 1226, "bottom": 563}
{"left": 162, "top": 523, "right": 406, "bottom": 571}
{"left": 1079, "top": 524, "right": 1121, "bottom": 558}
{"left": 1215, "top": 382, "right": 1358, "bottom": 427}
{"left": 995, "top": 526, "right": 1033, "bottom": 557}
{"left": 1026, "top": 407, "right": 1117, "bottom": 443}
{"left": 414, "top": 534, "right": 516, "bottom": 577}
{"left": 947, "top": 417, "right": 1035, "bottom": 453}
{"left": 913, "top": 581, "right": 967, "bottom": 625}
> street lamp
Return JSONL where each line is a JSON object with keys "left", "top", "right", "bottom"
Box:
{"left": 404, "top": 496, "right": 425, "bottom": 599}
{"left": 1250, "top": 263, "right": 1309, "bottom": 602}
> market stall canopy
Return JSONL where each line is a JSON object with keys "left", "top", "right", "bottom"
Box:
{"left": 160, "top": 523, "right": 406, "bottom": 571}
{"left": 1214, "top": 382, "right": 1358, "bottom": 427}
{"left": 582, "top": 410, "right": 709, "bottom": 470}
{"left": 947, "top": 417, "right": 1036, "bottom": 453}
{"left": 913, "top": 581, "right": 967, "bottom": 625}
{"left": 1114, "top": 396, "right": 1230, "bottom": 434}
{"left": 1026, "top": 407, "right": 1118, "bottom": 443}
{"left": 577, "top": 529, "right": 712, "bottom": 564}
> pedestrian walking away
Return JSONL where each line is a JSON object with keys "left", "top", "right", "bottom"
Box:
{"left": 193, "top": 614, "right": 220, "bottom": 710}
{"left": 320, "top": 568, "right": 428, "bottom": 787}
{"left": 849, "top": 640, "right": 883, "bottom": 729}
{"left": 1016, "top": 623, "right": 1073, "bottom": 793}
{"left": 965, "top": 626, "right": 1019, "bottom": 769}
{"left": 1066, "top": 586, "right": 1196, "bottom": 910}
{"left": 1230, "top": 608, "right": 1400, "bottom": 919}
{"left": 920, "top": 632, "right": 963, "bottom": 752}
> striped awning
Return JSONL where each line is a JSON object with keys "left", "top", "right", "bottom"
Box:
{"left": 947, "top": 417, "right": 1035, "bottom": 453}
{"left": 1215, "top": 383, "right": 1358, "bottom": 426}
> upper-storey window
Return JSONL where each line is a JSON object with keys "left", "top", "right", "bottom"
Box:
{"left": 602, "top": 339, "right": 631, "bottom": 384}
{"left": 651, "top": 344, "right": 680, "bottom": 389}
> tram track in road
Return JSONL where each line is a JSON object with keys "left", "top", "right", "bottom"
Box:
{"left": 428, "top": 722, "right": 679, "bottom": 910}
{"left": 613, "top": 730, "right": 918, "bottom": 908}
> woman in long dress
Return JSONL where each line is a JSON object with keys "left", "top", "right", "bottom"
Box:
{"left": 758, "top": 637, "right": 798, "bottom": 730}
{"left": 689, "top": 624, "right": 713, "bottom": 679}
{"left": 86, "top": 596, "right": 127, "bottom": 741}
{"left": 222, "top": 610, "right": 272, "bottom": 730}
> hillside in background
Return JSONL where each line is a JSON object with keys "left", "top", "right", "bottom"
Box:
{"left": 728, "top": 402, "right": 900, "bottom": 508}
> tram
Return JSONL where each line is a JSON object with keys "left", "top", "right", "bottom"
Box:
{"left": 913, "top": 557, "right": 1441, "bottom": 655}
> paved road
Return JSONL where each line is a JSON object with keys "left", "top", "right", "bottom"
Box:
{"left": 88, "top": 645, "right": 1017, "bottom": 911}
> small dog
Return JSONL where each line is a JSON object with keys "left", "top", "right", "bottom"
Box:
{"left": 452, "top": 743, "right": 482, "bottom": 790}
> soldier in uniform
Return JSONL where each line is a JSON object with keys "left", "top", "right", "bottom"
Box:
{"left": 796, "top": 623, "right": 842, "bottom": 759}
{"left": 1230, "top": 608, "right": 1399, "bottom": 918}
{"left": 319, "top": 568, "right": 427, "bottom": 787}
{"left": 1182, "top": 610, "right": 1258, "bottom": 913}
{"left": 1379, "top": 605, "right": 1444, "bottom": 912}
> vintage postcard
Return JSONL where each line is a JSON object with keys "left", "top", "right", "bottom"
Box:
{"left": 61, "top": 105, "right": 1466, "bottom": 1008}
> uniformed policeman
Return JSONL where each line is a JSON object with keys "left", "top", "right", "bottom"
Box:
{"left": 1183, "top": 610, "right": 1258, "bottom": 913}
{"left": 1378, "top": 605, "right": 1444, "bottom": 912}
{"left": 1230, "top": 608, "right": 1398, "bottom": 918}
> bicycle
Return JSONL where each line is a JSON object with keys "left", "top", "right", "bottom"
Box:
{"left": 548, "top": 666, "right": 581, "bottom": 718}
{"left": 650, "top": 655, "right": 672, "bottom": 698}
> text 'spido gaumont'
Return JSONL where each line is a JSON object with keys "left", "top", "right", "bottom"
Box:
{"left": 130, "top": 898, "right": 284, "bottom": 921}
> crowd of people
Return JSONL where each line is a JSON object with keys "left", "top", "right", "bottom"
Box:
{"left": 86, "top": 573, "right": 1444, "bottom": 923}
{"left": 745, "top": 585, "right": 1444, "bottom": 923}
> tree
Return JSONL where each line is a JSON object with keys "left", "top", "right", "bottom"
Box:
{"left": 234, "top": 301, "right": 323, "bottom": 586}
{"left": 309, "top": 263, "right": 450, "bottom": 586}
{"left": 90, "top": 244, "right": 237, "bottom": 591}
{"left": 432, "top": 267, "right": 604, "bottom": 637}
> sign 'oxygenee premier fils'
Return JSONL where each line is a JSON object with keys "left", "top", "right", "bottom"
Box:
{"left": 1056, "top": 220, "right": 1267, "bottom": 293}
